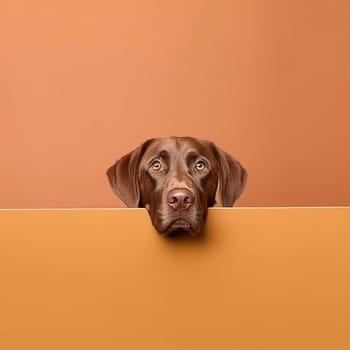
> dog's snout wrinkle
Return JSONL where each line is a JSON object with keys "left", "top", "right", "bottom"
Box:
{"left": 167, "top": 188, "right": 194, "bottom": 211}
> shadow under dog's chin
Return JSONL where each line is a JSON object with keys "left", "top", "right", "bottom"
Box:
{"left": 162, "top": 226, "right": 206, "bottom": 242}
{"left": 160, "top": 218, "right": 203, "bottom": 237}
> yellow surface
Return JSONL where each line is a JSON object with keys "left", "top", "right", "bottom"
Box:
{"left": 0, "top": 208, "right": 349, "bottom": 350}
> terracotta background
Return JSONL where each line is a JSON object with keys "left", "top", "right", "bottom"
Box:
{"left": 1, "top": 0, "right": 349, "bottom": 208}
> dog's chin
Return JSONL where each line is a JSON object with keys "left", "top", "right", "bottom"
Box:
{"left": 160, "top": 218, "right": 201, "bottom": 236}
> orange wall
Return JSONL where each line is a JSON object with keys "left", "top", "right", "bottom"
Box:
{"left": 1, "top": 0, "right": 350, "bottom": 208}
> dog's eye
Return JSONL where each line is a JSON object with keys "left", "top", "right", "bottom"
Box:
{"left": 150, "top": 160, "right": 162, "bottom": 171}
{"left": 195, "top": 160, "right": 207, "bottom": 172}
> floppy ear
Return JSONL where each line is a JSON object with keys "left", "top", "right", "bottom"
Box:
{"left": 106, "top": 139, "right": 153, "bottom": 207}
{"left": 207, "top": 142, "right": 248, "bottom": 207}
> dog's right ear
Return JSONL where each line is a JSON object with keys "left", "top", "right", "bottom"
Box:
{"left": 106, "top": 139, "right": 154, "bottom": 207}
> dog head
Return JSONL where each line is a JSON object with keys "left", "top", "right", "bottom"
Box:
{"left": 107, "top": 137, "right": 247, "bottom": 235}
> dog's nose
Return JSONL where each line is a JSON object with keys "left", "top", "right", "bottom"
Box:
{"left": 167, "top": 188, "right": 194, "bottom": 211}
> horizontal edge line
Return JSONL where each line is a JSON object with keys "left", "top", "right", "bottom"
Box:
{"left": 0, "top": 206, "right": 349, "bottom": 212}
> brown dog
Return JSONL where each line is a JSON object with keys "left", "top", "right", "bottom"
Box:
{"left": 107, "top": 137, "right": 247, "bottom": 236}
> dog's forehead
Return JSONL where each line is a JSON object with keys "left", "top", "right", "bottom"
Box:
{"left": 142, "top": 137, "right": 213, "bottom": 160}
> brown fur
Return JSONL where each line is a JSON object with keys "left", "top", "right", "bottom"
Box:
{"left": 107, "top": 137, "right": 247, "bottom": 235}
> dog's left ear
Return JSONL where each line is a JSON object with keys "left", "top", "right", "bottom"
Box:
{"left": 206, "top": 141, "right": 248, "bottom": 207}
{"left": 106, "top": 139, "right": 154, "bottom": 207}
